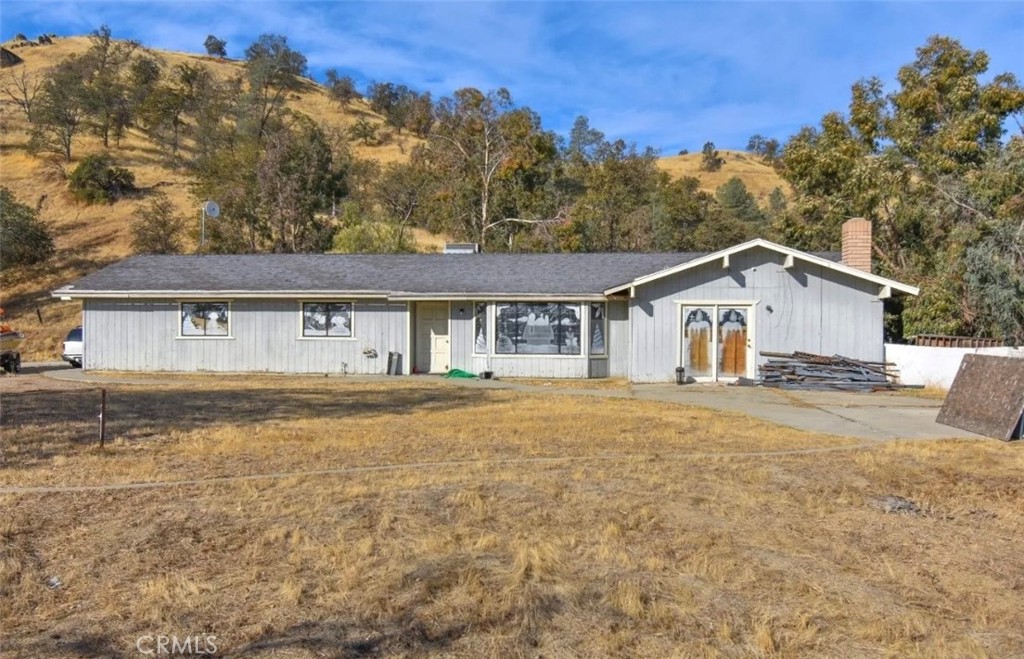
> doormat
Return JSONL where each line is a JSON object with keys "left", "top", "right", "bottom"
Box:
{"left": 937, "top": 355, "right": 1024, "bottom": 441}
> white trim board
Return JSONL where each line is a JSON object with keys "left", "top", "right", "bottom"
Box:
{"left": 54, "top": 290, "right": 391, "bottom": 300}
{"left": 388, "top": 294, "right": 608, "bottom": 302}
{"left": 672, "top": 299, "right": 762, "bottom": 306}
{"left": 55, "top": 290, "right": 610, "bottom": 302}
{"left": 603, "top": 239, "right": 919, "bottom": 297}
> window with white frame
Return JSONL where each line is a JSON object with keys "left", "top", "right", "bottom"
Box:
{"left": 473, "top": 302, "right": 487, "bottom": 354}
{"left": 495, "top": 302, "right": 581, "bottom": 355}
{"left": 302, "top": 302, "right": 353, "bottom": 337}
{"left": 590, "top": 302, "right": 606, "bottom": 355}
{"left": 180, "top": 302, "right": 230, "bottom": 337}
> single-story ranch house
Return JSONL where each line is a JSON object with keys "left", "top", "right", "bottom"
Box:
{"left": 53, "top": 219, "right": 918, "bottom": 383}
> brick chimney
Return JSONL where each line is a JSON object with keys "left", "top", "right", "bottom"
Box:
{"left": 841, "top": 218, "right": 872, "bottom": 273}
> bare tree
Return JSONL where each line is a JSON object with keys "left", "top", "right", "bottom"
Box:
{"left": 1, "top": 66, "right": 44, "bottom": 122}
{"left": 369, "top": 162, "right": 437, "bottom": 251}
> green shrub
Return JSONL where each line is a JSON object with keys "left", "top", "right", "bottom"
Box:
{"left": 68, "top": 154, "right": 136, "bottom": 204}
{"left": 0, "top": 187, "right": 55, "bottom": 269}
{"left": 130, "top": 193, "right": 187, "bottom": 254}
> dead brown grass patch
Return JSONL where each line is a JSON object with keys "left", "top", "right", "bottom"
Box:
{"left": 1, "top": 376, "right": 1022, "bottom": 657}
{"left": 896, "top": 385, "right": 948, "bottom": 401}
{"left": 0, "top": 376, "right": 855, "bottom": 488}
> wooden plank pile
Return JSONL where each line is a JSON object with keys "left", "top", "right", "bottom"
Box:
{"left": 758, "top": 351, "right": 904, "bottom": 391}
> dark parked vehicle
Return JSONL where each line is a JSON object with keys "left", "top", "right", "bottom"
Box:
{"left": 0, "top": 307, "right": 23, "bottom": 373}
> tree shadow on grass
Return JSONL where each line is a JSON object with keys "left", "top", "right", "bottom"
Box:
{"left": 1, "top": 385, "right": 493, "bottom": 469}
{"left": 238, "top": 552, "right": 562, "bottom": 656}
{"left": 7, "top": 633, "right": 121, "bottom": 658}
{"left": 230, "top": 620, "right": 386, "bottom": 657}
{"left": 228, "top": 602, "right": 553, "bottom": 657}
{"left": 8, "top": 619, "right": 461, "bottom": 658}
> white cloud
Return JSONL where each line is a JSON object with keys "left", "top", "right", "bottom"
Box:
{"left": 5, "top": 1, "right": 1021, "bottom": 150}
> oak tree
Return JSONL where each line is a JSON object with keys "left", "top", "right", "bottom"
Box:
{"left": 204, "top": 35, "right": 227, "bottom": 58}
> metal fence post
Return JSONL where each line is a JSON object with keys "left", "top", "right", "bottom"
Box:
{"left": 99, "top": 389, "right": 106, "bottom": 447}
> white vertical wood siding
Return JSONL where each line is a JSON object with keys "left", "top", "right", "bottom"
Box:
{"left": 450, "top": 303, "right": 474, "bottom": 372}
{"left": 482, "top": 356, "right": 589, "bottom": 378}
{"left": 83, "top": 299, "right": 408, "bottom": 373}
{"left": 606, "top": 299, "right": 629, "bottom": 378}
{"left": 629, "top": 246, "right": 884, "bottom": 382}
{"left": 469, "top": 354, "right": 591, "bottom": 378}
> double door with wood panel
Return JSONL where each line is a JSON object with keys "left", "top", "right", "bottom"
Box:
{"left": 681, "top": 304, "right": 754, "bottom": 381}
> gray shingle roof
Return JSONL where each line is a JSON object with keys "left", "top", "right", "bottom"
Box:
{"left": 55, "top": 251, "right": 843, "bottom": 297}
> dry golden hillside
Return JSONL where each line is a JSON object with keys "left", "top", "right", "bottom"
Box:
{"left": 0, "top": 36, "right": 437, "bottom": 361}
{"left": 657, "top": 149, "right": 790, "bottom": 200}
{"left": 0, "top": 36, "right": 786, "bottom": 363}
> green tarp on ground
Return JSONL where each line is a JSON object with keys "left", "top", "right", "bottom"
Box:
{"left": 443, "top": 368, "right": 477, "bottom": 379}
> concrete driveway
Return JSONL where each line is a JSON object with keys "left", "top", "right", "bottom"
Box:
{"left": 440, "top": 379, "right": 983, "bottom": 441}
{"left": 630, "top": 385, "right": 978, "bottom": 441}
{"left": 37, "top": 365, "right": 983, "bottom": 441}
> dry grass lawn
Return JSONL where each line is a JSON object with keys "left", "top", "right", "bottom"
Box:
{"left": 1, "top": 375, "right": 1022, "bottom": 658}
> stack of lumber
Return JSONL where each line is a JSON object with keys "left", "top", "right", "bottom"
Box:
{"left": 758, "top": 351, "right": 904, "bottom": 391}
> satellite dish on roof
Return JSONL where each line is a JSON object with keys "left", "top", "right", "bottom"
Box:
{"left": 199, "top": 200, "right": 220, "bottom": 252}
{"left": 202, "top": 200, "right": 220, "bottom": 218}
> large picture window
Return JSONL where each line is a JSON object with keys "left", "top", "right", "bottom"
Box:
{"left": 181, "top": 302, "right": 229, "bottom": 337}
{"left": 474, "top": 302, "right": 487, "bottom": 354}
{"left": 495, "top": 303, "right": 581, "bottom": 355}
{"left": 302, "top": 302, "right": 353, "bottom": 337}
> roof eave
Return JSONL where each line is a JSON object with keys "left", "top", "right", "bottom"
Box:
{"left": 53, "top": 289, "right": 612, "bottom": 301}
{"left": 604, "top": 239, "right": 919, "bottom": 297}
{"left": 51, "top": 289, "right": 393, "bottom": 300}
{"left": 387, "top": 292, "right": 608, "bottom": 301}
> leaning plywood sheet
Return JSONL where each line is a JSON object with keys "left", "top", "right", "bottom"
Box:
{"left": 937, "top": 355, "right": 1024, "bottom": 441}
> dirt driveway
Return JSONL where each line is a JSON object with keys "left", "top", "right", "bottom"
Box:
{"left": 32, "top": 364, "right": 983, "bottom": 442}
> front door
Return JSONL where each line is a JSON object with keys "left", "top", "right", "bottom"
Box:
{"left": 717, "top": 307, "right": 749, "bottom": 378}
{"left": 416, "top": 302, "right": 450, "bottom": 374}
{"left": 681, "top": 304, "right": 754, "bottom": 381}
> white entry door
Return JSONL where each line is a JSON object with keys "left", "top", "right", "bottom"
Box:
{"left": 416, "top": 302, "right": 450, "bottom": 374}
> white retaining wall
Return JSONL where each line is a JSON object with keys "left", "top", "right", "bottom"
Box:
{"left": 885, "top": 344, "right": 1024, "bottom": 389}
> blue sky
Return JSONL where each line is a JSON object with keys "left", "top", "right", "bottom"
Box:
{"left": 3, "top": 1, "right": 1022, "bottom": 153}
